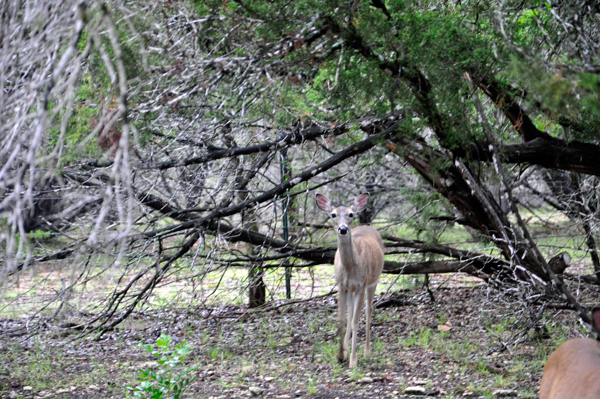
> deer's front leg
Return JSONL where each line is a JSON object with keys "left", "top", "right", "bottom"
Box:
{"left": 337, "top": 289, "right": 348, "bottom": 362}
{"left": 344, "top": 290, "right": 354, "bottom": 361}
{"left": 349, "top": 290, "right": 365, "bottom": 369}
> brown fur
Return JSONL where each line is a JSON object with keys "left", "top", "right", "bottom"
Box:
{"left": 316, "top": 193, "right": 385, "bottom": 368}
{"left": 539, "top": 308, "right": 600, "bottom": 399}
{"left": 334, "top": 225, "right": 384, "bottom": 292}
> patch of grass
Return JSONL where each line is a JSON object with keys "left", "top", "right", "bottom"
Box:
{"left": 374, "top": 311, "right": 395, "bottom": 323}
{"left": 396, "top": 275, "right": 424, "bottom": 290}
{"left": 2, "top": 285, "right": 573, "bottom": 398}
{"left": 399, "top": 330, "right": 417, "bottom": 348}
{"left": 238, "top": 358, "right": 253, "bottom": 378}
{"left": 546, "top": 321, "right": 570, "bottom": 345}
{"left": 349, "top": 365, "right": 365, "bottom": 381}
{"left": 317, "top": 341, "right": 338, "bottom": 365}
{"left": 208, "top": 346, "right": 231, "bottom": 361}
{"left": 330, "top": 362, "right": 342, "bottom": 378}
{"left": 487, "top": 317, "right": 515, "bottom": 337}
{"left": 438, "top": 314, "right": 448, "bottom": 324}
{"left": 266, "top": 330, "right": 278, "bottom": 349}
{"left": 10, "top": 339, "right": 66, "bottom": 390}
{"left": 415, "top": 327, "right": 433, "bottom": 348}
{"left": 474, "top": 359, "right": 490, "bottom": 375}
{"left": 493, "top": 374, "right": 508, "bottom": 388}
{"left": 201, "top": 330, "right": 210, "bottom": 345}
{"left": 2, "top": 337, "right": 140, "bottom": 397}
{"left": 441, "top": 337, "right": 479, "bottom": 361}
{"left": 307, "top": 376, "right": 317, "bottom": 395}
{"left": 372, "top": 338, "right": 385, "bottom": 354}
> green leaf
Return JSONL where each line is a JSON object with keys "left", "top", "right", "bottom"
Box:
{"left": 156, "top": 334, "right": 172, "bottom": 349}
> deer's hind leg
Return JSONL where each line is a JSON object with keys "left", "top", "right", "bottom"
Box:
{"left": 364, "top": 283, "right": 377, "bottom": 358}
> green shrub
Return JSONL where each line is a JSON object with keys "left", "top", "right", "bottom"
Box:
{"left": 127, "top": 334, "right": 197, "bottom": 399}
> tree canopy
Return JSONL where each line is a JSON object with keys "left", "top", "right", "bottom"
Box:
{"left": 1, "top": 0, "right": 600, "bottom": 334}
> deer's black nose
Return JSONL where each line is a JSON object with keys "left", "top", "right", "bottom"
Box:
{"left": 338, "top": 226, "right": 348, "bottom": 235}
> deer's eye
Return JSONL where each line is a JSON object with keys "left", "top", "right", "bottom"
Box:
{"left": 348, "top": 212, "right": 354, "bottom": 218}
{"left": 331, "top": 213, "right": 337, "bottom": 218}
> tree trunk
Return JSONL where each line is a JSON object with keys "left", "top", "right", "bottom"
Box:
{"left": 248, "top": 261, "right": 266, "bottom": 308}
{"left": 221, "top": 125, "right": 267, "bottom": 308}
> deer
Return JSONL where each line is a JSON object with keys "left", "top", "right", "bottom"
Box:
{"left": 539, "top": 307, "right": 600, "bottom": 399}
{"left": 316, "top": 193, "right": 384, "bottom": 368}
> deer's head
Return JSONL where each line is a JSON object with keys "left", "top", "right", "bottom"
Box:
{"left": 315, "top": 193, "right": 369, "bottom": 237}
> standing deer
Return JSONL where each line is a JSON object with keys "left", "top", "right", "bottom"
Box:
{"left": 316, "top": 193, "right": 384, "bottom": 368}
{"left": 539, "top": 307, "right": 600, "bottom": 399}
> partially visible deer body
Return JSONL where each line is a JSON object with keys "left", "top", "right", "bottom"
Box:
{"left": 316, "top": 193, "right": 384, "bottom": 368}
{"left": 539, "top": 308, "right": 600, "bottom": 399}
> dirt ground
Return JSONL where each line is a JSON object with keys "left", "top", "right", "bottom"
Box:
{"left": 1, "top": 282, "right": 598, "bottom": 399}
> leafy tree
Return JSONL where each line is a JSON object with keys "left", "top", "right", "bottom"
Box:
{"left": 2, "top": 0, "right": 600, "bottom": 334}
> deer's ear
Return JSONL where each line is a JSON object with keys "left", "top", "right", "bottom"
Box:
{"left": 592, "top": 308, "right": 600, "bottom": 334}
{"left": 316, "top": 194, "right": 332, "bottom": 213}
{"left": 353, "top": 193, "right": 369, "bottom": 212}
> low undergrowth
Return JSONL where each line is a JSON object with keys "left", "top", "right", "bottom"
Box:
{"left": 1, "top": 283, "right": 598, "bottom": 398}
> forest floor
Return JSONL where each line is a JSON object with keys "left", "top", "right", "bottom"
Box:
{"left": 1, "top": 279, "right": 598, "bottom": 399}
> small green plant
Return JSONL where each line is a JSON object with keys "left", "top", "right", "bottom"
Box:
{"left": 474, "top": 360, "right": 489, "bottom": 375}
{"left": 373, "top": 338, "right": 385, "bottom": 353}
{"left": 28, "top": 230, "right": 53, "bottom": 240}
{"left": 127, "top": 334, "right": 196, "bottom": 399}
{"left": 418, "top": 327, "right": 432, "bottom": 347}
{"left": 330, "top": 362, "right": 341, "bottom": 378}
{"left": 318, "top": 342, "right": 338, "bottom": 365}
{"left": 493, "top": 374, "right": 508, "bottom": 388}
{"left": 201, "top": 330, "right": 210, "bottom": 345}
{"left": 266, "top": 330, "right": 278, "bottom": 349}
{"left": 350, "top": 366, "right": 364, "bottom": 381}
{"left": 307, "top": 376, "right": 317, "bottom": 395}
{"left": 208, "top": 346, "right": 219, "bottom": 360}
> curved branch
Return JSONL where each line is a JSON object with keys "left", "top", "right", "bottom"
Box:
{"left": 469, "top": 138, "right": 600, "bottom": 177}
{"left": 134, "top": 121, "right": 401, "bottom": 241}
{"left": 136, "top": 122, "right": 350, "bottom": 170}
{"left": 477, "top": 77, "right": 554, "bottom": 142}
{"left": 137, "top": 188, "right": 506, "bottom": 279}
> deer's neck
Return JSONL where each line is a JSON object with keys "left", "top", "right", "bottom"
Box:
{"left": 337, "top": 232, "right": 360, "bottom": 270}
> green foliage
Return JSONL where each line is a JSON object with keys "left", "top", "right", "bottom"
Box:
{"left": 208, "top": 345, "right": 232, "bottom": 361}
{"left": 49, "top": 5, "right": 158, "bottom": 165}
{"left": 127, "top": 334, "right": 197, "bottom": 399}
{"left": 307, "top": 375, "right": 317, "bottom": 395}
{"left": 512, "top": 7, "right": 554, "bottom": 50}
{"left": 27, "top": 230, "right": 53, "bottom": 240}
{"left": 402, "top": 189, "right": 451, "bottom": 243}
{"left": 85, "top": 14, "right": 143, "bottom": 88}
{"left": 508, "top": 60, "right": 600, "bottom": 141}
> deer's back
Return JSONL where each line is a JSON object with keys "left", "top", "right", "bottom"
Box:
{"left": 539, "top": 338, "right": 600, "bottom": 399}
